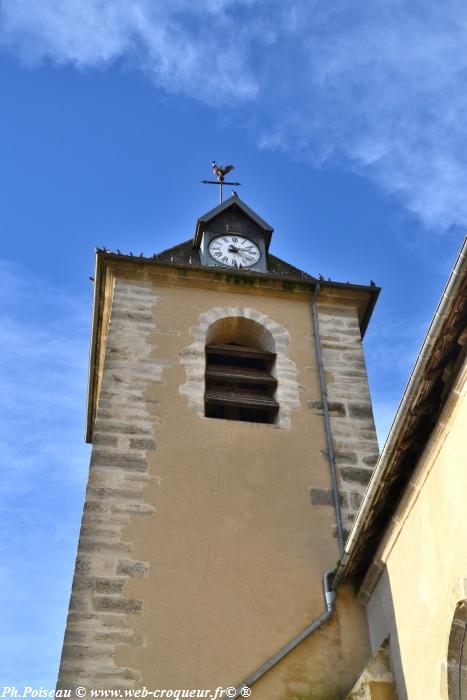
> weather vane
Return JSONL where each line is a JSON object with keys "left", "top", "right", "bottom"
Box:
{"left": 202, "top": 161, "right": 241, "bottom": 204}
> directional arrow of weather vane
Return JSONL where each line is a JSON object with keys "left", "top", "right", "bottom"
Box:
{"left": 202, "top": 160, "right": 241, "bottom": 203}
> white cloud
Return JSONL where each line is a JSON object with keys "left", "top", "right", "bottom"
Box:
{"left": 1, "top": 0, "right": 260, "bottom": 101}
{"left": 3, "top": 0, "right": 467, "bottom": 229}
{"left": 256, "top": 1, "right": 467, "bottom": 231}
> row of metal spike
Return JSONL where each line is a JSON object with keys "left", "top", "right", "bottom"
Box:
{"left": 94, "top": 247, "right": 375, "bottom": 282}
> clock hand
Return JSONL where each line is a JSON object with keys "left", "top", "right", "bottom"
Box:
{"left": 238, "top": 248, "right": 253, "bottom": 255}
{"left": 238, "top": 249, "right": 254, "bottom": 261}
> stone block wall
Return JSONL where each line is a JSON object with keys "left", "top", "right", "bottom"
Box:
{"left": 57, "top": 278, "right": 166, "bottom": 690}
{"left": 308, "top": 303, "right": 379, "bottom": 536}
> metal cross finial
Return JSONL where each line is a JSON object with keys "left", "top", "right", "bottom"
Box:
{"left": 201, "top": 160, "right": 241, "bottom": 203}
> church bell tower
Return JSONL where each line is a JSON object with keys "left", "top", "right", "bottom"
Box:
{"left": 58, "top": 189, "right": 380, "bottom": 699}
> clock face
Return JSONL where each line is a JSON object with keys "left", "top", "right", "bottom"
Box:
{"left": 208, "top": 235, "right": 260, "bottom": 268}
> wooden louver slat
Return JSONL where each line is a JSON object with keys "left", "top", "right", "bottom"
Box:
{"left": 205, "top": 389, "right": 279, "bottom": 409}
{"left": 205, "top": 365, "right": 277, "bottom": 386}
{"left": 205, "top": 343, "right": 276, "bottom": 361}
{"left": 204, "top": 342, "right": 278, "bottom": 424}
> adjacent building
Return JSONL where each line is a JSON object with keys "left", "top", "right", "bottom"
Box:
{"left": 341, "top": 238, "right": 467, "bottom": 700}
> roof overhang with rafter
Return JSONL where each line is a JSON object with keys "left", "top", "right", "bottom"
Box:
{"left": 336, "top": 237, "right": 467, "bottom": 597}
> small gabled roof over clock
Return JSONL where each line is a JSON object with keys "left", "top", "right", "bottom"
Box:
{"left": 193, "top": 193, "right": 274, "bottom": 251}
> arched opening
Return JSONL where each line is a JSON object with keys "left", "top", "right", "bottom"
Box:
{"left": 448, "top": 600, "right": 467, "bottom": 700}
{"left": 204, "top": 317, "right": 279, "bottom": 424}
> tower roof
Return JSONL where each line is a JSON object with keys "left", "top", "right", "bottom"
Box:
{"left": 153, "top": 238, "right": 315, "bottom": 281}
{"left": 193, "top": 193, "right": 273, "bottom": 250}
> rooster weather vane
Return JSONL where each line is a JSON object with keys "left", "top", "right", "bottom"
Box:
{"left": 202, "top": 160, "right": 241, "bottom": 203}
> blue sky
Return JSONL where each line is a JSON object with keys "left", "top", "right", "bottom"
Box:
{"left": 0, "top": 0, "right": 465, "bottom": 689}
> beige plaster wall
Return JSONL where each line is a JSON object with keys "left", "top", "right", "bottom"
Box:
{"left": 345, "top": 641, "right": 398, "bottom": 700}
{"left": 365, "top": 360, "right": 467, "bottom": 700}
{"left": 58, "top": 270, "right": 375, "bottom": 698}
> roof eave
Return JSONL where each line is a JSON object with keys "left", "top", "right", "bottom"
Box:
{"left": 334, "top": 236, "right": 467, "bottom": 591}
{"left": 85, "top": 252, "right": 106, "bottom": 443}
{"left": 97, "top": 249, "right": 377, "bottom": 296}
{"left": 85, "top": 251, "right": 380, "bottom": 441}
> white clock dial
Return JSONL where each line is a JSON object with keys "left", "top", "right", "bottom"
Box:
{"left": 208, "top": 235, "right": 260, "bottom": 268}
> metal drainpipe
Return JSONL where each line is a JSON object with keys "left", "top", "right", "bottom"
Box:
{"left": 230, "top": 285, "right": 345, "bottom": 698}
{"left": 232, "top": 571, "right": 336, "bottom": 699}
{"left": 311, "top": 283, "right": 345, "bottom": 556}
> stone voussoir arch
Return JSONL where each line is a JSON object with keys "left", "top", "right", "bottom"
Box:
{"left": 447, "top": 598, "right": 467, "bottom": 700}
{"left": 179, "top": 306, "right": 300, "bottom": 429}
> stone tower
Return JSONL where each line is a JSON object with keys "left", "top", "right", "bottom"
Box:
{"left": 58, "top": 195, "right": 380, "bottom": 699}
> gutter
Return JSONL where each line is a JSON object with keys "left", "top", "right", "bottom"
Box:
{"left": 95, "top": 250, "right": 380, "bottom": 306}
{"left": 232, "top": 571, "right": 336, "bottom": 699}
{"left": 311, "top": 283, "right": 346, "bottom": 556}
{"left": 333, "top": 236, "right": 467, "bottom": 588}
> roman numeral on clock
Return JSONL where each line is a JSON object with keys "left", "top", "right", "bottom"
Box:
{"left": 209, "top": 236, "right": 260, "bottom": 268}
